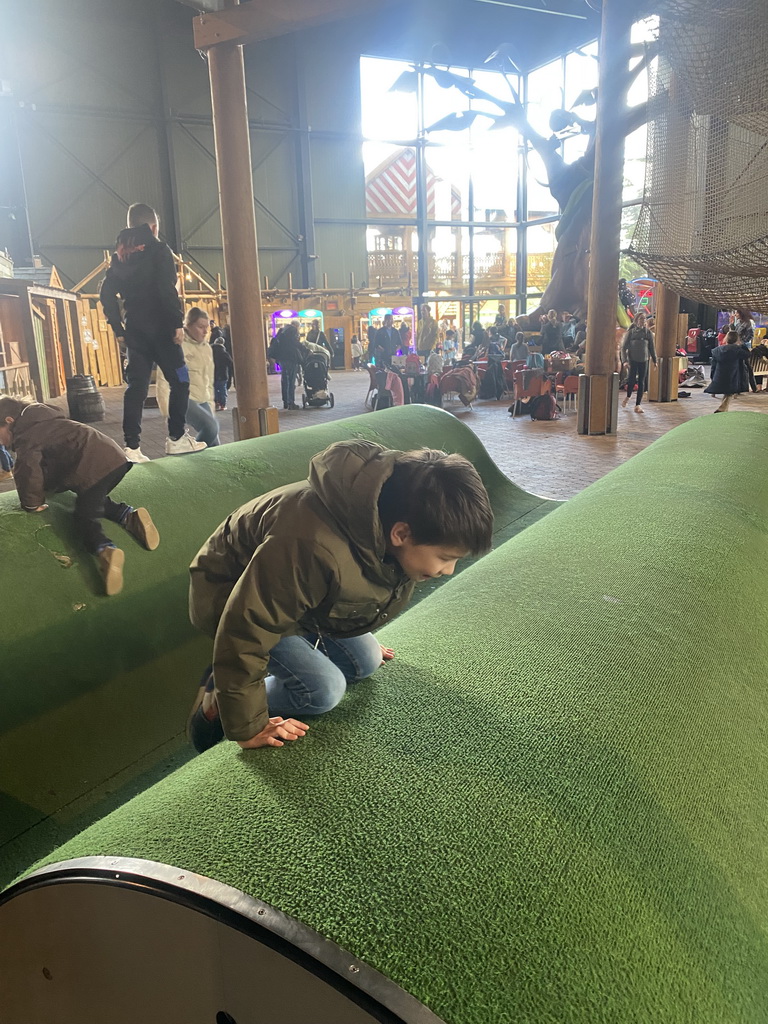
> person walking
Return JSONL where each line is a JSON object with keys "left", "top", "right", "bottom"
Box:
{"left": 621, "top": 311, "right": 657, "bottom": 414}
{"left": 212, "top": 336, "right": 234, "bottom": 410}
{"left": 269, "top": 324, "right": 304, "bottom": 409}
{"left": 350, "top": 335, "right": 363, "bottom": 370}
{"left": 705, "top": 330, "right": 750, "bottom": 412}
{"left": 99, "top": 203, "right": 205, "bottom": 460}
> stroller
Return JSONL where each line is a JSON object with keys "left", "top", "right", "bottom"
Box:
{"left": 301, "top": 354, "right": 334, "bottom": 408}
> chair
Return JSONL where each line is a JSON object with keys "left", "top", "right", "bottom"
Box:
{"left": 554, "top": 371, "right": 565, "bottom": 405}
{"left": 364, "top": 364, "right": 377, "bottom": 408}
{"left": 561, "top": 374, "right": 580, "bottom": 412}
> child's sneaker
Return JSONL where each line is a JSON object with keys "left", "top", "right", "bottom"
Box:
{"left": 165, "top": 432, "right": 207, "bottom": 455}
{"left": 123, "top": 507, "right": 159, "bottom": 550}
{"left": 97, "top": 545, "right": 125, "bottom": 596}
{"left": 124, "top": 446, "right": 151, "bottom": 463}
{"left": 187, "top": 667, "right": 225, "bottom": 752}
{"left": 0, "top": 470, "right": 12, "bottom": 482}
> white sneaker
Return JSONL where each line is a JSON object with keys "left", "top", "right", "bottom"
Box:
{"left": 124, "top": 446, "right": 150, "bottom": 463}
{"left": 165, "top": 432, "right": 207, "bottom": 455}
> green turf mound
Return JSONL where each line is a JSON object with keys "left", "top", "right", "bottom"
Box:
{"left": 0, "top": 405, "right": 556, "bottom": 883}
{"left": 18, "top": 412, "right": 768, "bottom": 1022}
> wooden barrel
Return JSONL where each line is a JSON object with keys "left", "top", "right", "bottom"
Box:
{"left": 66, "top": 375, "right": 105, "bottom": 423}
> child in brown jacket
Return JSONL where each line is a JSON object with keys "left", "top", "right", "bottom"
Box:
{"left": 0, "top": 398, "right": 159, "bottom": 595}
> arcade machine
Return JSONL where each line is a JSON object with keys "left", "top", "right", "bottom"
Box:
{"left": 270, "top": 309, "right": 299, "bottom": 337}
{"left": 629, "top": 278, "right": 657, "bottom": 317}
{"left": 327, "top": 327, "right": 347, "bottom": 369}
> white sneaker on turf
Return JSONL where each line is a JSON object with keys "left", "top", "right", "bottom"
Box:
{"left": 124, "top": 446, "right": 150, "bottom": 463}
{"left": 165, "top": 432, "right": 207, "bottom": 455}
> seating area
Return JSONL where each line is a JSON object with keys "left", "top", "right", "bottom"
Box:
{"left": 2, "top": 407, "right": 767, "bottom": 1023}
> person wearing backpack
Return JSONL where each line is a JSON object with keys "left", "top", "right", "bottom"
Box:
{"left": 621, "top": 311, "right": 657, "bottom": 414}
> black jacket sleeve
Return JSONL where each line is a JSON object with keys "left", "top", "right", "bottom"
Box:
{"left": 155, "top": 244, "right": 184, "bottom": 331}
{"left": 99, "top": 268, "right": 124, "bottom": 336}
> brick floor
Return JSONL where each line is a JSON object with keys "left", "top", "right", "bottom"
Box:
{"left": 2, "top": 370, "right": 767, "bottom": 501}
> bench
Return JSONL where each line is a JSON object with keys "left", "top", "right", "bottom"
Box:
{"left": 0, "top": 405, "right": 557, "bottom": 884}
{"left": 3, "top": 411, "right": 767, "bottom": 1022}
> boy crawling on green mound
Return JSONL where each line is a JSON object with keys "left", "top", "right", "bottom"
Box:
{"left": 188, "top": 440, "right": 493, "bottom": 752}
{"left": 0, "top": 397, "right": 159, "bottom": 596}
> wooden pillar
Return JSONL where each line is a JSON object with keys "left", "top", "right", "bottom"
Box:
{"left": 649, "top": 284, "right": 680, "bottom": 402}
{"left": 207, "top": 0, "right": 276, "bottom": 439}
{"left": 649, "top": 66, "right": 688, "bottom": 403}
{"left": 54, "top": 298, "right": 75, "bottom": 379}
{"left": 579, "top": 0, "right": 632, "bottom": 435}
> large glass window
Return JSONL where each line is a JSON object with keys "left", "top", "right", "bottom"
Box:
{"left": 359, "top": 22, "right": 651, "bottom": 314}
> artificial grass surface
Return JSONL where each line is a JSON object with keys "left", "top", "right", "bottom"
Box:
{"left": 0, "top": 406, "right": 556, "bottom": 883}
{"left": 25, "top": 412, "right": 768, "bottom": 1022}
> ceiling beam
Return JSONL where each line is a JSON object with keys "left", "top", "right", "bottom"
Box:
{"left": 192, "top": 0, "right": 392, "bottom": 50}
{"left": 474, "top": 1, "right": 588, "bottom": 18}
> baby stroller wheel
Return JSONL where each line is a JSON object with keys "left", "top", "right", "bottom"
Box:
{"left": 329, "top": 393, "right": 335, "bottom": 408}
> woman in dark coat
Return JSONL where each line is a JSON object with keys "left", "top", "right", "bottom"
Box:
{"left": 704, "top": 330, "right": 749, "bottom": 412}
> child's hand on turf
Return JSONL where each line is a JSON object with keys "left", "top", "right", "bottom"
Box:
{"left": 380, "top": 645, "right": 394, "bottom": 662}
{"left": 237, "top": 716, "right": 309, "bottom": 749}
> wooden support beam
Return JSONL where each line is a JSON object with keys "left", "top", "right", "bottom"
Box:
{"left": 193, "top": 0, "right": 389, "bottom": 49}
{"left": 54, "top": 298, "right": 75, "bottom": 379}
{"left": 580, "top": 0, "right": 632, "bottom": 435}
{"left": 207, "top": 0, "right": 275, "bottom": 438}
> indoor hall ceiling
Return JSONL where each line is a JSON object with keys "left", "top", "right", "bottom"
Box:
{"left": 176, "top": 0, "right": 604, "bottom": 70}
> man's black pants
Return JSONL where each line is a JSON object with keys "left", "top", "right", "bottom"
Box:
{"left": 123, "top": 333, "right": 189, "bottom": 448}
{"left": 74, "top": 462, "right": 133, "bottom": 554}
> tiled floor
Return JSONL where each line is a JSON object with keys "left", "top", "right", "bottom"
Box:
{"left": 3, "top": 371, "right": 767, "bottom": 501}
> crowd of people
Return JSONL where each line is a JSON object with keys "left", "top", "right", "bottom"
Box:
{"left": 354, "top": 289, "right": 767, "bottom": 418}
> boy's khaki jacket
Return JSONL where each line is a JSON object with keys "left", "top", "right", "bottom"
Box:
{"left": 189, "top": 440, "right": 415, "bottom": 742}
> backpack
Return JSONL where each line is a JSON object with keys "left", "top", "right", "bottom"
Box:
{"left": 529, "top": 394, "right": 561, "bottom": 420}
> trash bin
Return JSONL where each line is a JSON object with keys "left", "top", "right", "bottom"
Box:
{"left": 66, "top": 375, "right": 105, "bottom": 423}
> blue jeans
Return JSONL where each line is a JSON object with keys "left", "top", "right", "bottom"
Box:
{"left": 185, "top": 400, "right": 220, "bottom": 447}
{"left": 213, "top": 380, "right": 228, "bottom": 408}
{"left": 264, "top": 632, "right": 383, "bottom": 718}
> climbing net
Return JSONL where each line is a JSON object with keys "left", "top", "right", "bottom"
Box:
{"left": 629, "top": 0, "right": 768, "bottom": 311}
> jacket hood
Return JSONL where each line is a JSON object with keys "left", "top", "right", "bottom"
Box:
{"left": 14, "top": 402, "right": 64, "bottom": 428}
{"left": 308, "top": 439, "right": 400, "bottom": 578}
{"left": 10, "top": 403, "right": 65, "bottom": 449}
{"left": 109, "top": 223, "right": 160, "bottom": 281}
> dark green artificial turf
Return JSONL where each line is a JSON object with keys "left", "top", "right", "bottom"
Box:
{"left": 25, "top": 412, "right": 768, "bottom": 1022}
{"left": 0, "top": 405, "right": 556, "bottom": 883}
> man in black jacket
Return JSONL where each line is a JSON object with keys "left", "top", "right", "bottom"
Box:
{"left": 374, "top": 313, "right": 400, "bottom": 369}
{"left": 100, "top": 203, "right": 206, "bottom": 462}
{"left": 268, "top": 324, "right": 305, "bottom": 409}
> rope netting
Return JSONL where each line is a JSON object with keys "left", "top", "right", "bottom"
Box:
{"left": 629, "top": 0, "right": 768, "bottom": 311}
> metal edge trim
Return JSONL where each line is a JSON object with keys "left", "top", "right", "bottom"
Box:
{"left": 1, "top": 856, "right": 447, "bottom": 1024}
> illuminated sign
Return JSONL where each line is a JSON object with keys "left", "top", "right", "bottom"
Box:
{"left": 370, "top": 307, "right": 392, "bottom": 316}
{"left": 393, "top": 307, "right": 413, "bottom": 315}
{"left": 298, "top": 309, "right": 322, "bottom": 318}
{"left": 274, "top": 310, "right": 297, "bottom": 319}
